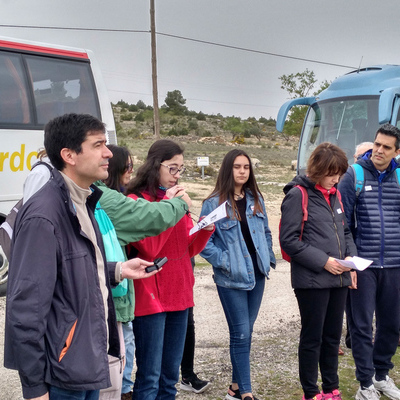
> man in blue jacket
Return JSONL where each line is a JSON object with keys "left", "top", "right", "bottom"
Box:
{"left": 339, "top": 123, "right": 400, "bottom": 400}
{"left": 4, "top": 114, "right": 163, "bottom": 400}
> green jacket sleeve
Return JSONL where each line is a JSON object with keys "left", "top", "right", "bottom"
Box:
{"left": 94, "top": 181, "right": 188, "bottom": 245}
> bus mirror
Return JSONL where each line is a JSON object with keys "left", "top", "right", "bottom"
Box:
{"left": 379, "top": 87, "right": 400, "bottom": 124}
{"left": 276, "top": 96, "right": 315, "bottom": 132}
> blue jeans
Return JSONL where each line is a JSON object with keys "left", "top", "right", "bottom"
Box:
{"left": 132, "top": 309, "right": 189, "bottom": 400}
{"left": 122, "top": 321, "right": 135, "bottom": 394}
{"left": 216, "top": 269, "right": 265, "bottom": 394}
{"left": 49, "top": 386, "right": 99, "bottom": 400}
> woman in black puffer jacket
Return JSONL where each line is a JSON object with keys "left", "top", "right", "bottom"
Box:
{"left": 280, "top": 142, "right": 357, "bottom": 400}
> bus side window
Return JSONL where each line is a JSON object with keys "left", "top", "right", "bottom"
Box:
{"left": 25, "top": 56, "right": 100, "bottom": 125}
{"left": 0, "top": 53, "right": 31, "bottom": 124}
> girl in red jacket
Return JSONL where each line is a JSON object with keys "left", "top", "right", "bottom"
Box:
{"left": 125, "top": 139, "right": 214, "bottom": 400}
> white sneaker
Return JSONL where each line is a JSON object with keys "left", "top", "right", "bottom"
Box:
{"left": 373, "top": 375, "right": 400, "bottom": 400}
{"left": 355, "top": 384, "right": 381, "bottom": 400}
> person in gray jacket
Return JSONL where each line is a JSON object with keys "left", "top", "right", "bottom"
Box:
{"left": 4, "top": 113, "right": 159, "bottom": 400}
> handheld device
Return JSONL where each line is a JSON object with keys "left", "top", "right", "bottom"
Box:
{"left": 145, "top": 257, "right": 168, "bottom": 273}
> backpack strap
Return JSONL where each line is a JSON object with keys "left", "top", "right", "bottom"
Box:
{"left": 395, "top": 167, "right": 400, "bottom": 186}
{"left": 352, "top": 163, "right": 400, "bottom": 194}
{"left": 31, "top": 160, "right": 53, "bottom": 172}
{"left": 279, "top": 185, "right": 308, "bottom": 262}
{"left": 294, "top": 185, "right": 308, "bottom": 240}
{"left": 351, "top": 163, "right": 364, "bottom": 197}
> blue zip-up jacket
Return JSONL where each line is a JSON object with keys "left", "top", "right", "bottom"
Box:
{"left": 4, "top": 169, "right": 120, "bottom": 399}
{"left": 338, "top": 151, "right": 400, "bottom": 268}
{"left": 200, "top": 191, "right": 276, "bottom": 290}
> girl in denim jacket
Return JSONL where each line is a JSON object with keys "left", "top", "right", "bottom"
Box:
{"left": 200, "top": 149, "right": 276, "bottom": 400}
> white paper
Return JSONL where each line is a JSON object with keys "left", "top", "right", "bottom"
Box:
{"left": 189, "top": 201, "right": 228, "bottom": 235}
{"left": 335, "top": 256, "right": 373, "bottom": 271}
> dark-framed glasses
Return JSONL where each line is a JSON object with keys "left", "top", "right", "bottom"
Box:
{"left": 125, "top": 163, "right": 133, "bottom": 173}
{"left": 160, "top": 163, "right": 186, "bottom": 176}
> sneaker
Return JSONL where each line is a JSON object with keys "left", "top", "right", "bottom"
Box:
{"left": 180, "top": 374, "right": 211, "bottom": 394}
{"left": 373, "top": 375, "right": 400, "bottom": 400}
{"left": 322, "top": 389, "right": 342, "bottom": 399}
{"left": 355, "top": 384, "right": 381, "bottom": 400}
{"left": 302, "top": 394, "right": 323, "bottom": 400}
{"left": 225, "top": 385, "right": 241, "bottom": 400}
{"left": 243, "top": 397, "right": 259, "bottom": 400}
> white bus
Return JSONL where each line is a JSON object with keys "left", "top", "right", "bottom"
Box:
{"left": 0, "top": 36, "right": 117, "bottom": 295}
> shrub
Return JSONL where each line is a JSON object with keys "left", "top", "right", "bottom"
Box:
{"left": 116, "top": 100, "right": 129, "bottom": 109}
{"left": 126, "top": 128, "right": 142, "bottom": 139}
{"left": 134, "top": 113, "right": 145, "bottom": 122}
{"left": 196, "top": 111, "right": 206, "bottom": 121}
{"left": 141, "top": 109, "right": 154, "bottom": 120}
{"left": 136, "top": 100, "right": 146, "bottom": 110}
{"left": 195, "top": 165, "right": 217, "bottom": 177}
{"left": 188, "top": 119, "right": 199, "bottom": 131}
{"left": 244, "top": 125, "right": 264, "bottom": 140}
{"left": 115, "top": 121, "right": 123, "bottom": 135}
{"left": 167, "top": 127, "right": 189, "bottom": 136}
{"left": 232, "top": 135, "right": 245, "bottom": 145}
{"left": 120, "top": 113, "right": 133, "bottom": 121}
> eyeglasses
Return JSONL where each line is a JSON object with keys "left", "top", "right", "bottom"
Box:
{"left": 125, "top": 163, "right": 133, "bottom": 173}
{"left": 160, "top": 163, "right": 186, "bottom": 176}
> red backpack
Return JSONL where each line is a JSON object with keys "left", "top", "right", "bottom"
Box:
{"left": 279, "top": 185, "right": 308, "bottom": 262}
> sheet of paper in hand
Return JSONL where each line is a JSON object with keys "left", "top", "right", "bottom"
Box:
{"left": 190, "top": 201, "right": 228, "bottom": 235}
{"left": 335, "top": 256, "right": 373, "bottom": 271}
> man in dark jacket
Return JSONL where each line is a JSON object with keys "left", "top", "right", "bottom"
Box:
{"left": 4, "top": 114, "right": 161, "bottom": 400}
{"left": 339, "top": 123, "right": 400, "bottom": 400}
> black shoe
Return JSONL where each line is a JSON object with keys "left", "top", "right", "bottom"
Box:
{"left": 225, "top": 385, "right": 241, "bottom": 400}
{"left": 180, "top": 374, "right": 211, "bottom": 394}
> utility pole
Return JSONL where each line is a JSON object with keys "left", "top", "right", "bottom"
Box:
{"left": 150, "top": 0, "right": 160, "bottom": 138}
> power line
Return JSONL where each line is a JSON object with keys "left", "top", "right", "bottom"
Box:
{"left": 157, "top": 32, "right": 357, "bottom": 70}
{"left": 0, "top": 24, "right": 357, "bottom": 70}
{"left": 0, "top": 24, "right": 148, "bottom": 34}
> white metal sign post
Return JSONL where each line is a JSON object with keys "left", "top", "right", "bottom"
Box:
{"left": 197, "top": 157, "right": 209, "bottom": 180}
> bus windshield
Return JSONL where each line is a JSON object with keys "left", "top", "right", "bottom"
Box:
{"left": 298, "top": 96, "right": 380, "bottom": 172}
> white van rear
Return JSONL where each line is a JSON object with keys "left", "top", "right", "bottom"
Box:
{"left": 0, "top": 36, "right": 116, "bottom": 294}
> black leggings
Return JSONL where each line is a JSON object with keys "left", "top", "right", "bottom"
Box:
{"left": 295, "top": 287, "right": 348, "bottom": 398}
{"left": 181, "top": 307, "right": 195, "bottom": 379}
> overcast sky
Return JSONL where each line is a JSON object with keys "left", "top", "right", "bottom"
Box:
{"left": 1, "top": 0, "right": 399, "bottom": 119}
